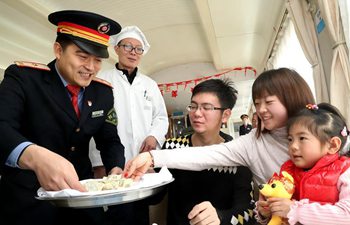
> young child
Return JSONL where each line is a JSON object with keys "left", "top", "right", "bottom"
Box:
{"left": 124, "top": 68, "right": 316, "bottom": 187}
{"left": 257, "top": 103, "right": 350, "bottom": 225}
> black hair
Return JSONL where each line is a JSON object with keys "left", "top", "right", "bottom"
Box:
{"left": 55, "top": 35, "right": 74, "bottom": 50}
{"left": 191, "top": 78, "right": 238, "bottom": 110}
{"left": 287, "top": 103, "right": 349, "bottom": 155}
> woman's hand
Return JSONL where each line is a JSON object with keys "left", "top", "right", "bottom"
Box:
{"left": 188, "top": 201, "right": 220, "bottom": 225}
{"left": 256, "top": 194, "right": 271, "bottom": 219}
{"left": 123, "top": 152, "right": 153, "bottom": 181}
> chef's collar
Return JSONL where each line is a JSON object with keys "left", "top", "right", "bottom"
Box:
{"left": 115, "top": 63, "right": 138, "bottom": 84}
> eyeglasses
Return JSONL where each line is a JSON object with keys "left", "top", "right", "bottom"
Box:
{"left": 118, "top": 44, "right": 144, "bottom": 55}
{"left": 186, "top": 103, "right": 227, "bottom": 112}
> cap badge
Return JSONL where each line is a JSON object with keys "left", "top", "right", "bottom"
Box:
{"left": 97, "top": 22, "right": 110, "bottom": 34}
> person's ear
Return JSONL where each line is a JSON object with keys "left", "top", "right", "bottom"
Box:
{"left": 114, "top": 45, "right": 120, "bottom": 53}
{"left": 327, "top": 136, "right": 342, "bottom": 154}
{"left": 53, "top": 42, "right": 62, "bottom": 59}
{"left": 221, "top": 109, "right": 231, "bottom": 123}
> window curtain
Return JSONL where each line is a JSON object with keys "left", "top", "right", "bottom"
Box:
{"left": 268, "top": 17, "right": 316, "bottom": 98}
{"left": 286, "top": 0, "right": 329, "bottom": 103}
{"left": 318, "top": 0, "right": 350, "bottom": 127}
{"left": 338, "top": 0, "right": 350, "bottom": 56}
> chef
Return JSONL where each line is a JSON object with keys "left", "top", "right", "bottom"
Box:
{"left": 89, "top": 26, "right": 169, "bottom": 225}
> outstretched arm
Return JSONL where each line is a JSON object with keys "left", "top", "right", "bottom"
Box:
{"left": 124, "top": 136, "right": 254, "bottom": 179}
{"left": 123, "top": 152, "right": 153, "bottom": 180}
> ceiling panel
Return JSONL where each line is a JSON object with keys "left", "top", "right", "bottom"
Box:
{"left": 0, "top": 0, "right": 286, "bottom": 121}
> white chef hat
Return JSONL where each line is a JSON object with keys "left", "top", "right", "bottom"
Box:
{"left": 110, "top": 25, "right": 150, "bottom": 54}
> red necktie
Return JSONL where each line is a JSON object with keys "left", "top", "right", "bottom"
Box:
{"left": 67, "top": 85, "right": 81, "bottom": 118}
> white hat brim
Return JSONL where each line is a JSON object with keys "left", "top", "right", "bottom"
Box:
{"left": 110, "top": 26, "right": 150, "bottom": 54}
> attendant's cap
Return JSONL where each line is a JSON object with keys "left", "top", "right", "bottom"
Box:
{"left": 48, "top": 10, "right": 122, "bottom": 58}
{"left": 110, "top": 26, "right": 150, "bottom": 54}
{"left": 240, "top": 114, "right": 249, "bottom": 120}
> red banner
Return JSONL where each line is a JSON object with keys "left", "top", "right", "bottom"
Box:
{"left": 158, "top": 66, "right": 257, "bottom": 96}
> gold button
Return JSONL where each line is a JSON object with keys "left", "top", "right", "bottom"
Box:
{"left": 75, "top": 128, "right": 80, "bottom": 132}
{"left": 70, "top": 146, "right": 76, "bottom": 151}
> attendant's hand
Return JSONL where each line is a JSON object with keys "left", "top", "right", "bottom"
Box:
{"left": 93, "top": 166, "right": 122, "bottom": 178}
{"left": 268, "top": 197, "right": 293, "bottom": 218}
{"left": 188, "top": 201, "right": 220, "bottom": 225}
{"left": 109, "top": 166, "right": 123, "bottom": 175}
{"left": 139, "top": 136, "right": 157, "bottom": 153}
{"left": 123, "top": 152, "right": 153, "bottom": 181}
{"left": 19, "top": 144, "right": 86, "bottom": 192}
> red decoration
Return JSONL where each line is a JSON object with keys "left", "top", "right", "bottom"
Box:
{"left": 184, "top": 80, "right": 192, "bottom": 90}
{"left": 194, "top": 78, "right": 202, "bottom": 85}
{"left": 171, "top": 90, "right": 178, "bottom": 98}
{"left": 157, "top": 66, "right": 256, "bottom": 98}
{"left": 175, "top": 82, "right": 183, "bottom": 90}
{"left": 166, "top": 83, "right": 173, "bottom": 92}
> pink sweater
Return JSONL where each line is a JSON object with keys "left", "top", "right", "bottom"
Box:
{"left": 151, "top": 127, "right": 290, "bottom": 184}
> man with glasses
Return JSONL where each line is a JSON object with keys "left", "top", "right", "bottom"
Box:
{"left": 89, "top": 26, "right": 168, "bottom": 225}
{"left": 155, "top": 79, "right": 255, "bottom": 225}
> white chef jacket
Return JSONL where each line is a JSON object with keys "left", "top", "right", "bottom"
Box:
{"left": 89, "top": 67, "right": 169, "bottom": 165}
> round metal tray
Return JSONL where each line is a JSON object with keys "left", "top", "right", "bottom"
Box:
{"left": 37, "top": 178, "right": 173, "bottom": 209}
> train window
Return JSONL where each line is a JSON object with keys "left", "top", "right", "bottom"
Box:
{"left": 339, "top": 0, "right": 350, "bottom": 51}
{"left": 268, "top": 17, "right": 316, "bottom": 99}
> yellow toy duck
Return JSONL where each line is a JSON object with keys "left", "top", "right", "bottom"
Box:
{"left": 258, "top": 171, "right": 295, "bottom": 225}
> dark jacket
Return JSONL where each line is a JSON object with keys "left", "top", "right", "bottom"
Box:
{"left": 0, "top": 60, "right": 125, "bottom": 225}
{"left": 239, "top": 124, "right": 253, "bottom": 136}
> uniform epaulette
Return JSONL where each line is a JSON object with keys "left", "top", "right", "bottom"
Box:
{"left": 14, "top": 61, "right": 50, "bottom": 71}
{"left": 93, "top": 77, "right": 113, "bottom": 88}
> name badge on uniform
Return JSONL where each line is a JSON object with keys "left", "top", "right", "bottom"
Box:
{"left": 92, "top": 110, "right": 104, "bottom": 118}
